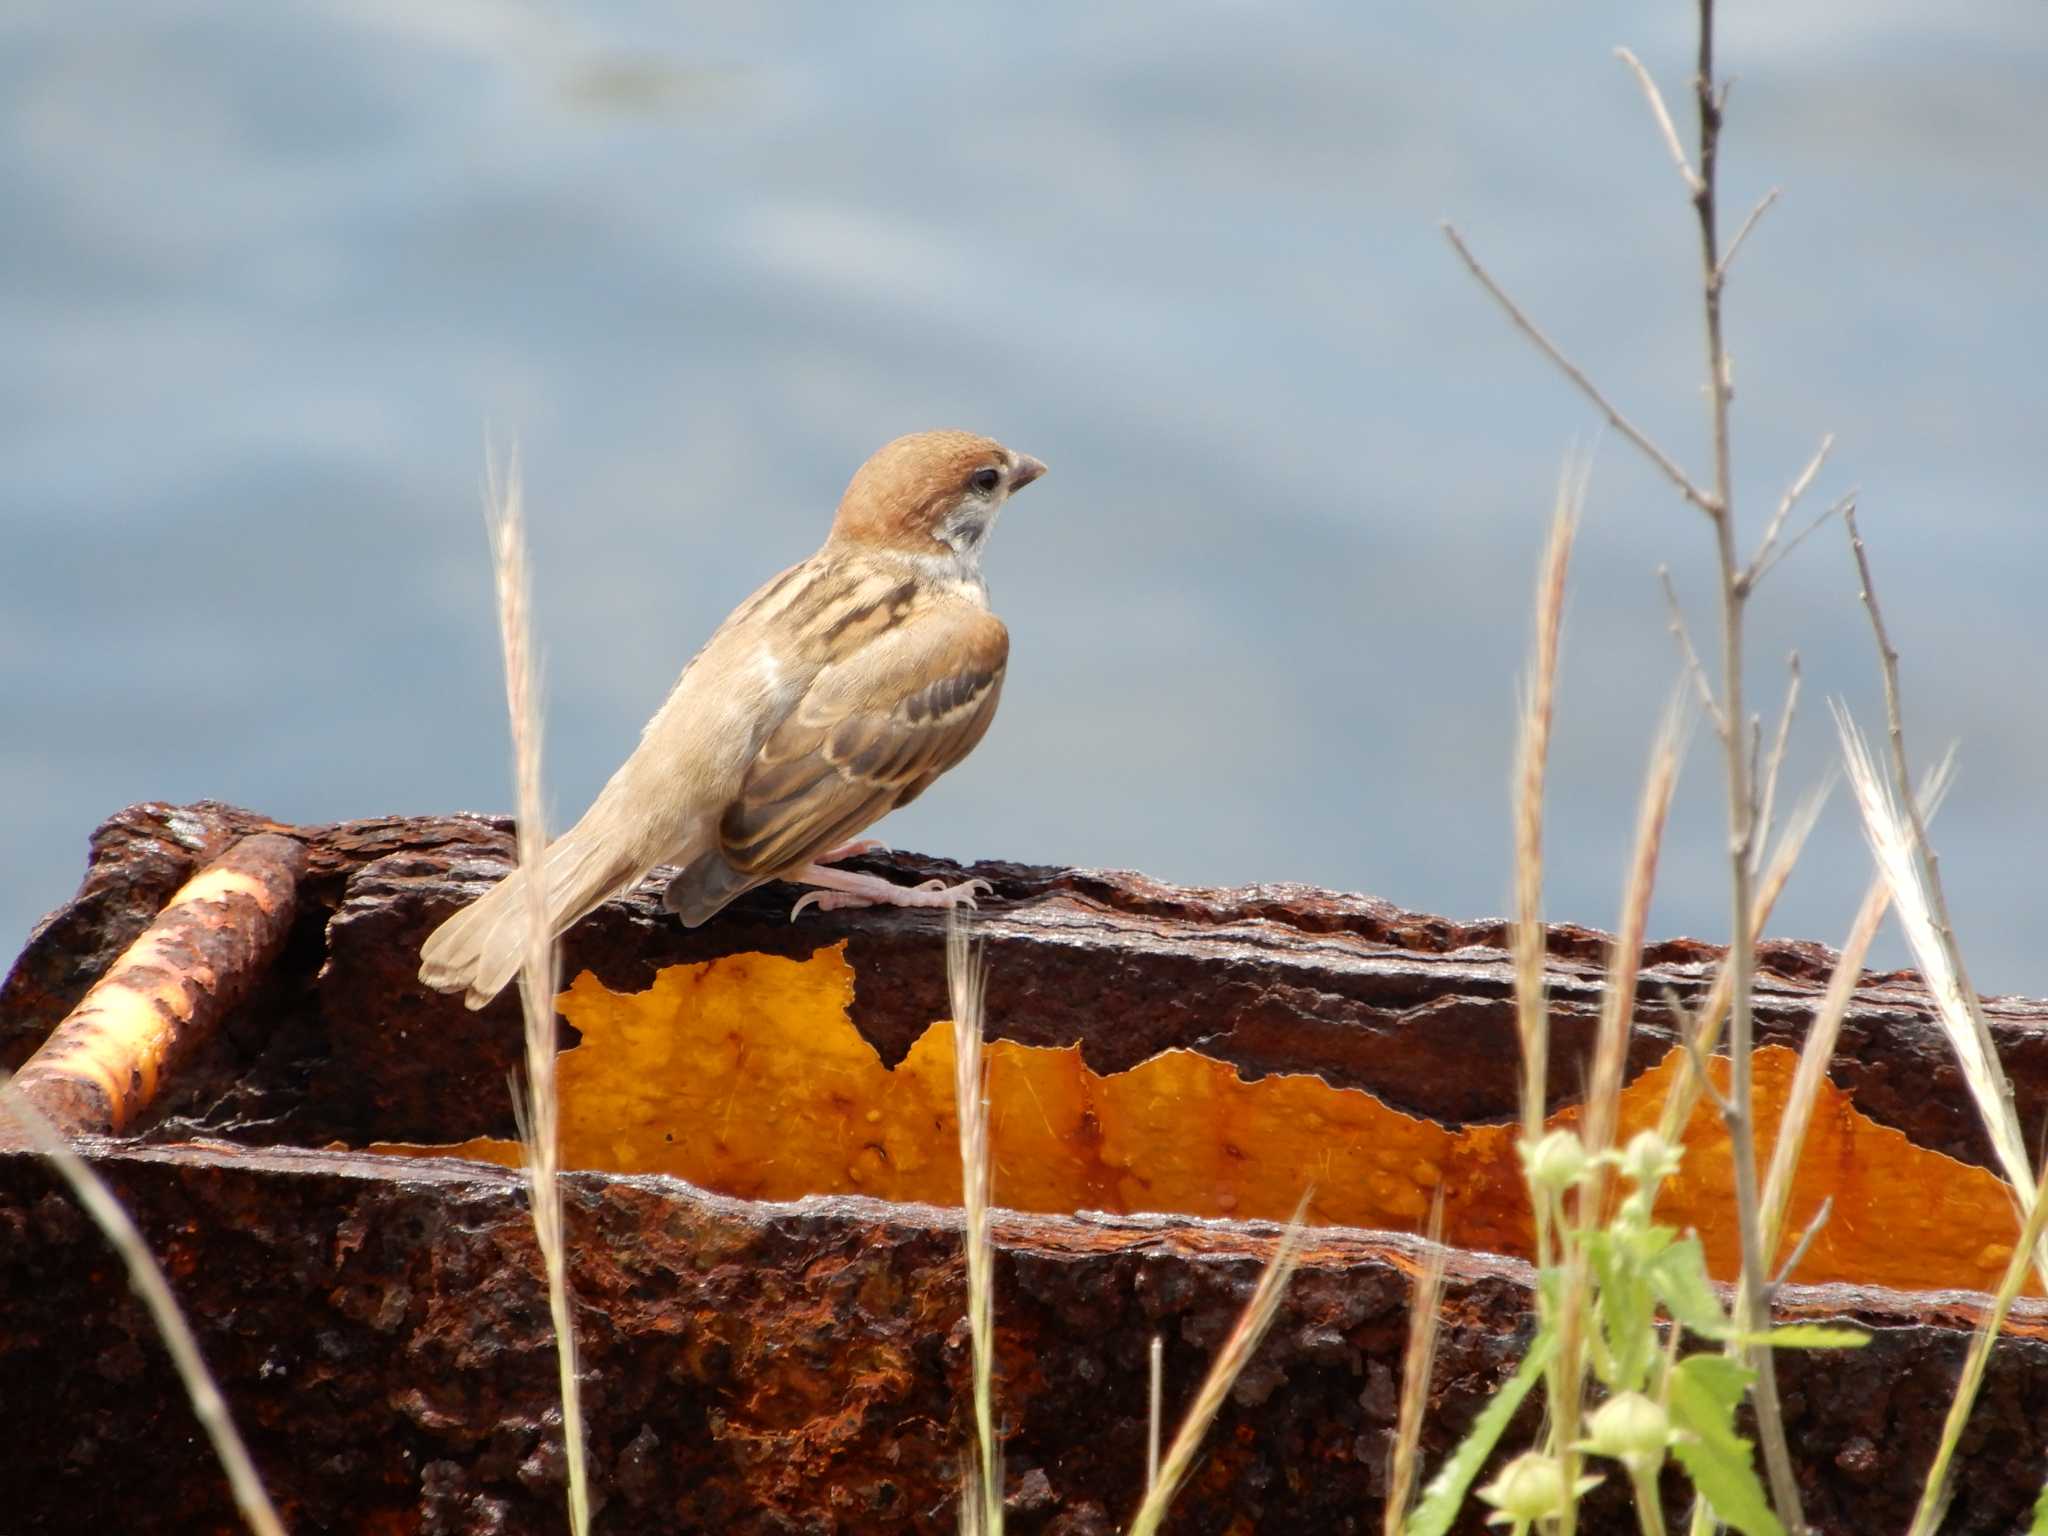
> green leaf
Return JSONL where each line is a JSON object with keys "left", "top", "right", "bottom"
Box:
{"left": 1646, "top": 1237, "right": 1733, "bottom": 1341}
{"left": 1735, "top": 1324, "right": 1868, "bottom": 1350}
{"left": 1405, "top": 1334, "right": 1558, "bottom": 1536}
{"left": 1668, "top": 1355, "right": 1784, "bottom": 1536}
{"left": 2029, "top": 1471, "right": 2048, "bottom": 1536}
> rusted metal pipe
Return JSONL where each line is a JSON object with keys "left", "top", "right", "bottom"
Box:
{"left": 11, "top": 833, "right": 307, "bottom": 1134}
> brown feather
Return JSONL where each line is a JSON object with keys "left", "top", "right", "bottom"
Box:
{"left": 663, "top": 598, "right": 1007, "bottom": 923}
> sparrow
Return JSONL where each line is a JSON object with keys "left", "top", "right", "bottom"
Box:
{"left": 419, "top": 429, "right": 1045, "bottom": 1009}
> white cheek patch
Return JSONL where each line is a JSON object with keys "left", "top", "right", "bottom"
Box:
{"left": 943, "top": 503, "right": 999, "bottom": 556}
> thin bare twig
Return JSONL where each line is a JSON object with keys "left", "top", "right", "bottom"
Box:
{"left": 1684, "top": 0, "right": 1803, "bottom": 1518}
{"left": 1615, "top": 49, "right": 1704, "bottom": 195}
{"left": 1749, "top": 490, "right": 1856, "bottom": 593}
{"left": 1663, "top": 983, "right": 1734, "bottom": 1119}
{"left": 0, "top": 1081, "right": 287, "bottom": 1536}
{"left": 1746, "top": 715, "right": 1763, "bottom": 830}
{"left": 1655, "top": 781, "right": 1826, "bottom": 1147}
{"left": 1658, "top": 567, "right": 1729, "bottom": 736}
{"left": 1717, "top": 188, "right": 1781, "bottom": 282}
{"left": 1740, "top": 435, "right": 1834, "bottom": 593}
{"left": 1765, "top": 1197, "right": 1832, "bottom": 1301}
{"left": 1442, "top": 223, "right": 1718, "bottom": 517}
{"left": 1844, "top": 508, "right": 1975, "bottom": 982}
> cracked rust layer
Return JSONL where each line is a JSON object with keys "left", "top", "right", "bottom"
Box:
{"left": 3, "top": 801, "right": 2048, "bottom": 1533}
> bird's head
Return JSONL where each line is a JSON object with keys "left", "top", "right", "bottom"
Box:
{"left": 828, "top": 430, "right": 1046, "bottom": 568}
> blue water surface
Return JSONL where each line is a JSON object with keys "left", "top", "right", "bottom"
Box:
{"left": 4, "top": 1, "right": 2045, "bottom": 990}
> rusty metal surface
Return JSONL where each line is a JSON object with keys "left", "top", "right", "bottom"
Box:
{"left": 12, "top": 833, "right": 307, "bottom": 1133}
{"left": 1, "top": 1138, "right": 2039, "bottom": 1536}
{"left": 5, "top": 802, "right": 2048, "bottom": 1532}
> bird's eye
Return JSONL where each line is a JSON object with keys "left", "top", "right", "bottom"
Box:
{"left": 970, "top": 467, "right": 1002, "bottom": 494}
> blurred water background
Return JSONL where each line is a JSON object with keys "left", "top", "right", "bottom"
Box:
{"left": 5, "top": 1, "right": 2045, "bottom": 992}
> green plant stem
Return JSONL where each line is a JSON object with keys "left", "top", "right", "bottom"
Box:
{"left": 1632, "top": 1466, "right": 1672, "bottom": 1536}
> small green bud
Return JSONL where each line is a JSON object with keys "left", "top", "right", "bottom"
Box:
{"left": 1614, "top": 1130, "right": 1683, "bottom": 1191}
{"left": 1519, "top": 1130, "right": 1590, "bottom": 1194}
{"left": 1479, "top": 1451, "right": 1601, "bottom": 1526}
{"left": 1579, "top": 1390, "right": 1674, "bottom": 1471}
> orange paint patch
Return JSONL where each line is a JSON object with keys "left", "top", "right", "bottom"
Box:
{"left": 373, "top": 945, "right": 2028, "bottom": 1293}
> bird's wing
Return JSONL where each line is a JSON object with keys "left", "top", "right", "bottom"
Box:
{"left": 662, "top": 599, "right": 1007, "bottom": 922}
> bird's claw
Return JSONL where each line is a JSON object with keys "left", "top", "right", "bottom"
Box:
{"left": 788, "top": 874, "right": 992, "bottom": 921}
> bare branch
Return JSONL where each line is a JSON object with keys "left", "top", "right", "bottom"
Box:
{"left": 1718, "top": 188, "right": 1782, "bottom": 282}
{"left": 1747, "top": 714, "right": 1763, "bottom": 829}
{"left": 1751, "top": 489, "right": 1856, "bottom": 591}
{"left": 1442, "top": 223, "right": 1720, "bottom": 517}
{"left": 1663, "top": 983, "right": 1733, "bottom": 1119}
{"left": 1615, "top": 48, "right": 1704, "bottom": 195}
{"left": 1765, "top": 1196, "right": 1832, "bottom": 1301}
{"left": 1741, "top": 434, "right": 1834, "bottom": 592}
{"left": 1687, "top": 0, "right": 1803, "bottom": 1518}
{"left": 1845, "top": 505, "right": 1967, "bottom": 956}
{"left": 1659, "top": 566, "right": 1729, "bottom": 736}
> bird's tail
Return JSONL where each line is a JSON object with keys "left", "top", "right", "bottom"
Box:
{"left": 419, "top": 825, "right": 641, "bottom": 1010}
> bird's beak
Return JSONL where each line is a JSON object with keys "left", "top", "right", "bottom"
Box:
{"left": 1010, "top": 455, "right": 1047, "bottom": 491}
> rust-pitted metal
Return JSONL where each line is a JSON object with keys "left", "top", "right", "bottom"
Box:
{"left": 11, "top": 833, "right": 307, "bottom": 1133}
{"left": 1, "top": 1138, "right": 2043, "bottom": 1536}
{"left": 6, "top": 803, "right": 2048, "bottom": 1532}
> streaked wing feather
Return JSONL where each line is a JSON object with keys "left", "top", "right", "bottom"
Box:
{"left": 720, "top": 609, "right": 1007, "bottom": 876}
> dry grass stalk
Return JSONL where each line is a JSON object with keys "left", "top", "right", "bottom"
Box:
{"left": 1508, "top": 468, "right": 1582, "bottom": 1474}
{"left": 1551, "top": 701, "right": 1685, "bottom": 1533}
{"left": 1755, "top": 876, "right": 1885, "bottom": 1264}
{"left": 1383, "top": 1196, "right": 1448, "bottom": 1536}
{"left": 1511, "top": 464, "right": 1584, "bottom": 1160}
{"left": 1578, "top": 699, "right": 1686, "bottom": 1190}
{"left": 1835, "top": 711, "right": 2048, "bottom": 1289}
{"left": 1757, "top": 754, "right": 1948, "bottom": 1265}
{"left": 0, "top": 1078, "right": 287, "bottom": 1536}
{"left": 1905, "top": 1144, "right": 2048, "bottom": 1536}
{"left": 1126, "top": 1197, "right": 1309, "bottom": 1536}
{"left": 946, "top": 910, "right": 1003, "bottom": 1536}
{"left": 1146, "top": 1334, "right": 1164, "bottom": 1495}
{"left": 1752, "top": 653, "right": 1803, "bottom": 870}
{"left": 486, "top": 450, "right": 591, "bottom": 1535}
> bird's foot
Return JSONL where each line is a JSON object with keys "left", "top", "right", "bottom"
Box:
{"left": 787, "top": 864, "right": 991, "bottom": 920}
{"left": 813, "top": 838, "right": 886, "bottom": 866}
